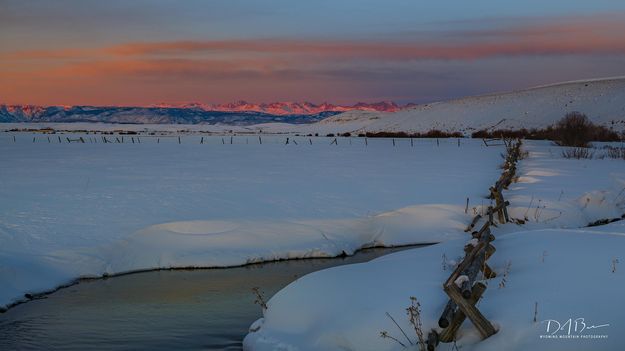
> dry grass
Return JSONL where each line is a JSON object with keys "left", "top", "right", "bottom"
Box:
{"left": 562, "top": 147, "right": 594, "bottom": 159}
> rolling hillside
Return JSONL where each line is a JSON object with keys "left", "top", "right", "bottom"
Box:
{"left": 307, "top": 77, "right": 625, "bottom": 135}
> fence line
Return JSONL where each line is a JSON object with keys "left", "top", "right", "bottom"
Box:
{"left": 427, "top": 138, "right": 522, "bottom": 350}
{"left": 8, "top": 134, "right": 469, "bottom": 148}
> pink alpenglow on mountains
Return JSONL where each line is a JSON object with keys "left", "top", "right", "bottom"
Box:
{"left": 151, "top": 101, "right": 403, "bottom": 115}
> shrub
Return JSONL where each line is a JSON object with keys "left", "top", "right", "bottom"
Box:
{"left": 605, "top": 146, "right": 625, "bottom": 160}
{"left": 421, "top": 129, "right": 463, "bottom": 138}
{"left": 472, "top": 112, "right": 621, "bottom": 145}
{"left": 365, "top": 131, "right": 410, "bottom": 138}
{"left": 553, "top": 112, "right": 593, "bottom": 147}
{"left": 364, "top": 130, "right": 463, "bottom": 138}
{"left": 562, "top": 147, "right": 594, "bottom": 159}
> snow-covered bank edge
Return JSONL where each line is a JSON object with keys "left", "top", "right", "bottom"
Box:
{"left": 0, "top": 137, "right": 505, "bottom": 310}
{"left": 0, "top": 242, "right": 434, "bottom": 313}
{"left": 243, "top": 226, "right": 625, "bottom": 351}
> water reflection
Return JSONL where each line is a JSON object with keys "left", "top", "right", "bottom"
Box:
{"left": 0, "top": 246, "right": 422, "bottom": 350}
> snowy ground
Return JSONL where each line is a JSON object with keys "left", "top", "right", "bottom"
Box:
{"left": 244, "top": 141, "right": 625, "bottom": 351}
{"left": 0, "top": 135, "right": 504, "bottom": 309}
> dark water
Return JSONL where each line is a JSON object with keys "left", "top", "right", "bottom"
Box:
{"left": 0, "top": 246, "right": 421, "bottom": 350}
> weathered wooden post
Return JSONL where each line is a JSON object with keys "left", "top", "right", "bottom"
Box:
{"left": 439, "top": 282, "right": 488, "bottom": 342}
{"left": 427, "top": 330, "right": 439, "bottom": 351}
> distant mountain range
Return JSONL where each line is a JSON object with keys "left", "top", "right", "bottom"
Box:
{"left": 4, "top": 78, "right": 624, "bottom": 132}
{"left": 0, "top": 101, "right": 405, "bottom": 125}
{"left": 151, "top": 101, "right": 404, "bottom": 115}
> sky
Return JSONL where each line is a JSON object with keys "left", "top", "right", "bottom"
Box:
{"left": 2, "top": 0, "right": 625, "bottom": 106}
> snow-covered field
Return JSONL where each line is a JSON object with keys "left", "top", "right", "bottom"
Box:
{"left": 244, "top": 141, "right": 625, "bottom": 351}
{"left": 2, "top": 131, "right": 624, "bottom": 350}
{"left": 0, "top": 135, "right": 504, "bottom": 309}
{"left": 0, "top": 122, "right": 263, "bottom": 134}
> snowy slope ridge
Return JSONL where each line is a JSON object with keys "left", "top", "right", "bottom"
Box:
{"left": 309, "top": 77, "right": 625, "bottom": 134}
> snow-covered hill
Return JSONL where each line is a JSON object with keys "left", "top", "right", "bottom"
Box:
{"left": 306, "top": 77, "right": 625, "bottom": 135}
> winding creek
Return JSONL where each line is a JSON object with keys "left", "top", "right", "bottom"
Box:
{"left": 0, "top": 246, "right": 424, "bottom": 350}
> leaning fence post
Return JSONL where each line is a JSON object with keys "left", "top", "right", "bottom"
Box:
{"left": 439, "top": 282, "right": 488, "bottom": 342}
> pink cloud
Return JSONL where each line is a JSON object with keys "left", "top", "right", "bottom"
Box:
{"left": 2, "top": 14, "right": 625, "bottom": 105}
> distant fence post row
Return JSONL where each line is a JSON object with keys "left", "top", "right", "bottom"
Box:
{"left": 11, "top": 134, "right": 465, "bottom": 147}
{"left": 426, "top": 138, "right": 522, "bottom": 350}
